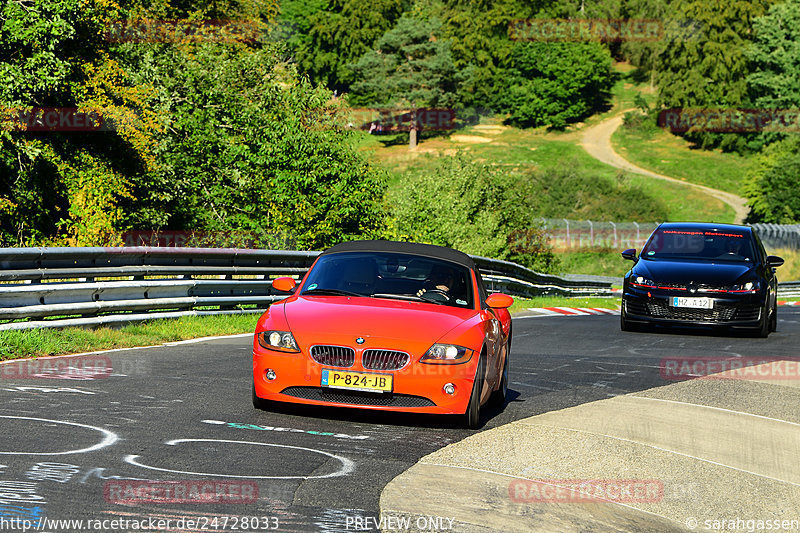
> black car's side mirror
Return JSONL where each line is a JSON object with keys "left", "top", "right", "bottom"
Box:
{"left": 766, "top": 255, "right": 784, "bottom": 268}
{"left": 621, "top": 249, "right": 638, "bottom": 262}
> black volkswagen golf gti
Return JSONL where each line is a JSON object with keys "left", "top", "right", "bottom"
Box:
{"left": 620, "top": 223, "right": 784, "bottom": 337}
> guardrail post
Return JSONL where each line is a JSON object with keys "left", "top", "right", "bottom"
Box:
{"left": 610, "top": 221, "right": 617, "bottom": 248}
{"left": 563, "top": 218, "right": 570, "bottom": 248}
{"left": 588, "top": 220, "right": 594, "bottom": 247}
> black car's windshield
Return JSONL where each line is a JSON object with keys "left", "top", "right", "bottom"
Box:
{"left": 641, "top": 228, "right": 755, "bottom": 262}
{"left": 301, "top": 252, "right": 474, "bottom": 308}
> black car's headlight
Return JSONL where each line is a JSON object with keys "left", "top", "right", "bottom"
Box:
{"left": 420, "top": 344, "right": 474, "bottom": 364}
{"left": 728, "top": 281, "right": 760, "bottom": 294}
{"left": 630, "top": 276, "right": 656, "bottom": 288}
{"left": 257, "top": 331, "right": 300, "bottom": 352}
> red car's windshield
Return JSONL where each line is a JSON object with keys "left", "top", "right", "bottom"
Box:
{"left": 301, "top": 252, "right": 474, "bottom": 308}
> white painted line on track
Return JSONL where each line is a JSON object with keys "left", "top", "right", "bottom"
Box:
{"left": 629, "top": 396, "right": 800, "bottom": 428}
{"left": 520, "top": 423, "right": 800, "bottom": 488}
{"left": 0, "top": 415, "right": 119, "bottom": 455}
{"left": 125, "top": 439, "right": 354, "bottom": 480}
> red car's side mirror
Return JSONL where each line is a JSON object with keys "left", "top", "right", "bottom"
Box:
{"left": 272, "top": 277, "right": 297, "bottom": 293}
{"left": 486, "top": 293, "right": 514, "bottom": 309}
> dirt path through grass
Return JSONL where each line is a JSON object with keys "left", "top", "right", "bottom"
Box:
{"left": 581, "top": 112, "right": 749, "bottom": 223}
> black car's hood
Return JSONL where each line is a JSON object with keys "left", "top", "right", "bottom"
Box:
{"left": 632, "top": 258, "right": 757, "bottom": 285}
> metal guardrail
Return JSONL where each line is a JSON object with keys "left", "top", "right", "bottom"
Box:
{"left": 0, "top": 247, "right": 613, "bottom": 331}
{"left": 778, "top": 281, "right": 800, "bottom": 299}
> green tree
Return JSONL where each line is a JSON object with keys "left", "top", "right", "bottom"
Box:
{"left": 0, "top": 0, "right": 159, "bottom": 246}
{"left": 744, "top": 137, "right": 800, "bottom": 223}
{"left": 437, "top": 0, "right": 542, "bottom": 110}
{"left": 349, "top": 15, "right": 458, "bottom": 148}
{"left": 499, "top": 41, "right": 615, "bottom": 129}
{"left": 296, "top": 0, "right": 407, "bottom": 92}
{"left": 122, "top": 42, "right": 388, "bottom": 249}
{"left": 746, "top": 0, "right": 800, "bottom": 147}
{"left": 655, "top": 0, "right": 773, "bottom": 151}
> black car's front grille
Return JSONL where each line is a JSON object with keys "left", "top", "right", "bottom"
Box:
{"left": 641, "top": 301, "right": 737, "bottom": 322}
{"left": 280, "top": 386, "right": 436, "bottom": 407}
{"left": 310, "top": 345, "right": 355, "bottom": 368}
{"left": 361, "top": 349, "right": 410, "bottom": 370}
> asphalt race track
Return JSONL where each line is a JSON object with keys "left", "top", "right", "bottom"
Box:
{"left": 1, "top": 309, "right": 799, "bottom": 532}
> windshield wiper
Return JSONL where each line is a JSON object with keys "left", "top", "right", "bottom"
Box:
{"left": 372, "top": 293, "right": 446, "bottom": 305}
{"left": 302, "top": 288, "right": 364, "bottom": 297}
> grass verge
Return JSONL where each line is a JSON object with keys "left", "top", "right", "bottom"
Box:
{"left": 611, "top": 118, "right": 751, "bottom": 196}
{"left": 0, "top": 314, "right": 259, "bottom": 361}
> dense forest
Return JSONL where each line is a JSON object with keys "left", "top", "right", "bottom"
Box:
{"left": 1, "top": 0, "right": 799, "bottom": 266}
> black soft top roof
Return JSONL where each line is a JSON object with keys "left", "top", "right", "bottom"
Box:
{"left": 320, "top": 240, "right": 475, "bottom": 269}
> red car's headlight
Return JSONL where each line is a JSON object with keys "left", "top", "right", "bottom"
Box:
{"left": 420, "top": 344, "right": 473, "bottom": 364}
{"left": 257, "top": 331, "right": 300, "bottom": 353}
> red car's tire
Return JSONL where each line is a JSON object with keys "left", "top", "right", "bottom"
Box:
{"left": 252, "top": 381, "right": 271, "bottom": 411}
{"left": 462, "top": 354, "right": 485, "bottom": 429}
{"left": 489, "top": 341, "right": 509, "bottom": 409}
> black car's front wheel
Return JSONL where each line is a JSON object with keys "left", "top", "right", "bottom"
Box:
{"left": 620, "top": 304, "right": 639, "bottom": 332}
{"left": 753, "top": 304, "right": 770, "bottom": 338}
{"left": 769, "top": 300, "right": 778, "bottom": 332}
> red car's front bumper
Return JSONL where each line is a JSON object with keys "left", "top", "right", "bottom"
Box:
{"left": 253, "top": 346, "right": 479, "bottom": 415}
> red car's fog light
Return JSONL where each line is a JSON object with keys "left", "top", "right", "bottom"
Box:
{"left": 443, "top": 383, "right": 456, "bottom": 395}
{"left": 265, "top": 369, "right": 277, "bottom": 381}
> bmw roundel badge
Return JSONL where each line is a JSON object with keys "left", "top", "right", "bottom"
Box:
{"left": 356, "top": 337, "right": 365, "bottom": 344}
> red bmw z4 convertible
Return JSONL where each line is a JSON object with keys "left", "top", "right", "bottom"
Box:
{"left": 252, "top": 240, "right": 513, "bottom": 428}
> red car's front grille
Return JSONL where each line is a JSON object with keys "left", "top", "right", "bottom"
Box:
{"left": 361, "top": 349, "right": 409, "bottom": 370}
{"left": 310, "top": 345, "right": 355, "bottom": 368}
{"left": 280, "top": 386, "right": 435, "bottom": 407}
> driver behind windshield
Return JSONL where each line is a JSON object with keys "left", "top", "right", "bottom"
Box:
{"left": 417, "top": 265, "right": 457, "bottom": 300}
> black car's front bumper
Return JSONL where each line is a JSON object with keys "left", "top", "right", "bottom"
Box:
{"left": 622, "top": 286, "right": 765, "bottom": 328}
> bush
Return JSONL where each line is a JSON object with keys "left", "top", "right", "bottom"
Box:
{"left": 498, "top": 42, "right": 616, "bottom": 129}
{"left": 744, "top": 137, "right": 800, "bottom": 223}
{"left": 522, "top": 163, "right": 669, "bottom": 222}
{"left": 389, "top": 154, "right": 559, "bottom": 272}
